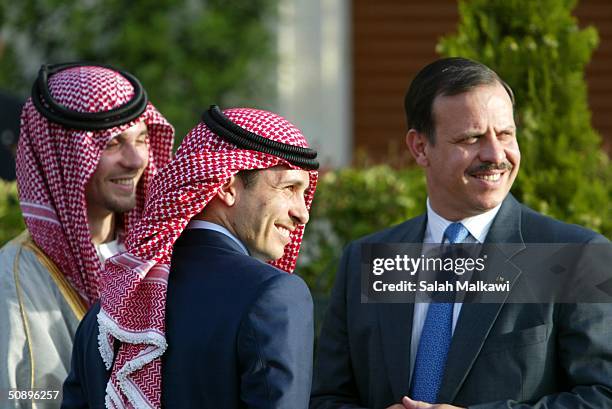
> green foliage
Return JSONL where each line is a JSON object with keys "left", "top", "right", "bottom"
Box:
{"left": 298, "top": 166, "right": 427, "bottom": 293}
{"left": 0, "top": 181, "right": 25, "bottom": 246}
{"left": 0, "top": 0, "right": 278, "bottom": 142}
{"left": 438, "top": 0, "right": 612, "bottom": 237}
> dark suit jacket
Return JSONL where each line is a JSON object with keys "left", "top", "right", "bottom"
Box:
{"left": 62, "top": 229, "right": 314, "bottom": 409}
{"left": 310, "top": 194, "right": 612, "bottom": 409}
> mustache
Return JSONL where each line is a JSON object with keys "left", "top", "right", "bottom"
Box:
{"left": 467, "top": 162, "right": 513, "bottom": 174}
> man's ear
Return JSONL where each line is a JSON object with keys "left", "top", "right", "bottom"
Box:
{"left": 215, "top": 175, "right": 239, "bottom": 207}
{"left": 405, "top": 129, "right": 430, "bottom": 167}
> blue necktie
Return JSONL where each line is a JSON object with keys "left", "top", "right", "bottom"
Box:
{"left": 410, "top": 222, "right": 469, "bottom": 403}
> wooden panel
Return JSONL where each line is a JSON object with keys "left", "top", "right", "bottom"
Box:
{"left": 352, "top": 0, "right": 612, "bottom": 161}
{"left": 575, "top": 0, "right": 612, "bottom": 153}
{"left": 352, "top": 0, "right": 458, "bottom": 163}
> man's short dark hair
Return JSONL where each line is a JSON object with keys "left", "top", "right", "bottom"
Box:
{"left": 236, "top": 169, "right": 260, "bottom": 189}
{"left": 404, "top": 57, "right": 515, "bottom": 144}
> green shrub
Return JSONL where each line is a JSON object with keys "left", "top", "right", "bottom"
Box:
{"left": 0, "top": 181, "right": 25, "bottom": 246}
{"left": 298, "top": 166, "right": 426, "bottom": 293}
{"left": 0, "top": 0, "right": 278, "bottom": 142}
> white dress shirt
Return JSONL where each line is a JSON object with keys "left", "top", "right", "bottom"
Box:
{"left": 95, "top": 239, "right": 125, "bottom": 263}
{"left": 409, "top": 198, "right": 502, "bottom": 378}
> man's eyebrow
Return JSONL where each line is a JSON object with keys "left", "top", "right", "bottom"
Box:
{"left": 455, "top": 130, "right": 485, "bottom": 139}
{"left": 112, "top": 128, "right": 149, "bottom": 141}
{"left": 498, "top": 125, "right": 516, "bottom": 133}
{"left": 279, "top": 177, "right": 309, "bottom": 188}
{"left": 456, "top": 125, "right": 516, "bottom": 139}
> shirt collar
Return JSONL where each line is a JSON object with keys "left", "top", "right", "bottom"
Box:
{"left": 185, "top": 219, "right": 250, "bottom": 255}
{"left": 425, "top": 198, "right": 502, "bottom": 243}
{"left": 95, "top": 239, "right": 125, "bottom": 263}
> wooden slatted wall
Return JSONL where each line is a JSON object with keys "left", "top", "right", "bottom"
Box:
{"left": 575, "top": 0, "right": 612, "bottom": 154}
{"left": 352, "top": 0, "right": 612, "bottom": 162}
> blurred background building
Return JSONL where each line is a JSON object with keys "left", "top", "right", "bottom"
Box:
{"left": 276, "top": 0, "right": 611, "bottom": 168}
{"left": 1, "top": 0, "right": 610, "bottom": 174}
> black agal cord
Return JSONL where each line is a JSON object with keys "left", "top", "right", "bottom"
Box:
{"left": 202, "top": 105, "right": 319, "bottom": 170}
{"left": 31, "top": 62, "right": 148, "bottom": 131}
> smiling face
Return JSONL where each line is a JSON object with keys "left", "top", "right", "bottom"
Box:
{"left": 228, "top": 166, "right": 311, "bottom": 261}
{"left": 410, "top": 83, "right": 520, "bottom": 220}
{"left": 85, "top": 121, "right": 149, "bottom": 219}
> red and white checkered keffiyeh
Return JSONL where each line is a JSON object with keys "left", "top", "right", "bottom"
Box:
{"left": 97, "top": 107, "right": 318, "bottom": 409}
{"left": 16, "top": 65, "right": 174, "bottom": 306}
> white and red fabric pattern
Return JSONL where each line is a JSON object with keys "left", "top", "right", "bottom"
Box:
{"left": 97, "top": 108, "right": 318, "bottom": 409}
{"left": 16, "top": 65, "right": 174, "bottom": 306}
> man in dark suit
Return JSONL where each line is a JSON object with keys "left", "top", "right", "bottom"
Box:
{"left": 62, "top": 106, "right": 320, "bottom": 409}
{"left": 310, "top": 58, "right": 612, "bottom": 409}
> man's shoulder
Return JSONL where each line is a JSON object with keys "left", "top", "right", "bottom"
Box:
{"left": 213, "top": 253, "right": 312, "bottom": 304}
{"left": 174, "top": 229, "right": 290, "bottom": 279}
{"left": 0, "top": 231, "right": 29, "bottom": 253}
{"left": 173, "top": 244, "right": 301, "bottom": 288}
{"left": 235, "top": 257, "right": 311, "bottom": 298}
{"left": 0, "top": 239, "right": 18, "bottom": 262}
{"left": 0, "top": 231, "right": 47, "bottom": 278}
{"left": 518, "top": 202, "right": 608, "bottom": 243}
{"left": 227, "top": 251, "right": 290, "bottom": 278}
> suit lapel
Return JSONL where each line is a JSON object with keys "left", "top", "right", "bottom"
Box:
{"left": 437, "top": 194, "right": 526, "bottom": 403}
{"left": 377, "top": 215, "right": 427, "bottom": 401}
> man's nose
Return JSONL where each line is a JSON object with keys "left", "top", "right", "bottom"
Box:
{"left": 290, "top": 195, "right": 310, "bottom": 225}
{"left": 120, "top": 142, "right": 148, "bottom": 170}
{"left": 479, "top": 132, "right": 506, "bottom": 164}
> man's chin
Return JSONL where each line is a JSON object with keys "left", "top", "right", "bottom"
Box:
{"left": 264, "top": 249, "right": 287, "bottom": 262}
{"left": 269, "top": 252, "right": 286, "bottom": 262}
{"left": 250, "top": 243, "right": 286, "bottom": 262}
{"left": 106, "top": 197, "right": 138, "bottom": 214}
{"left": 472, "top": 193, "right": 507, "bottom": 212}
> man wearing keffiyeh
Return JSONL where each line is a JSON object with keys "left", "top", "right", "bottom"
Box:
{"left": 62, "top": 105, "right": 319, "bottom": 409}
{"left": 0, "top": 63, "right": 174, "bottom": 406}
